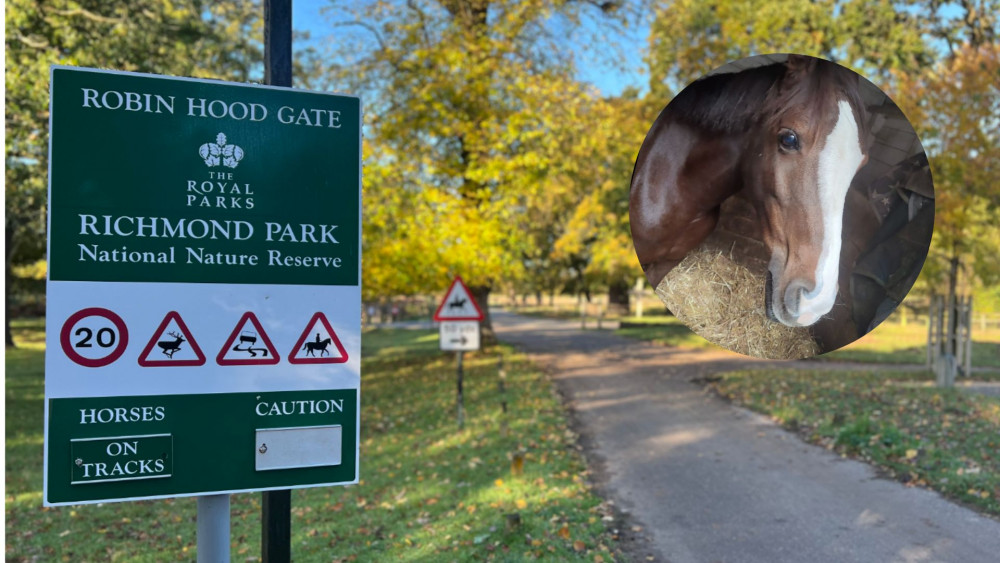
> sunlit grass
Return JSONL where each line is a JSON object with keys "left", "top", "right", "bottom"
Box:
{"left": 712, "top": 368, "right": 1000, "bottom": 516}
{"left": 819, "top": 322, "right": 1000, "bottom": 368}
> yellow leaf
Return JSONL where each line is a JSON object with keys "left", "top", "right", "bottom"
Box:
{"left": 516, "top": 499, "right": 527, "bottom": 509}
{"left": 495, "top": 478, "right": 504, "bottom": 487}
{"left": 905, "top": 449, "right": 918, "bottom": 460}
{"left": 557, "top": 525, "right": 570, "bottom": 539}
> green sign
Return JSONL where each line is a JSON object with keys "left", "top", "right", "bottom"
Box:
{"left": 70, "top": 434, "right": 174, "bottom": 485}
{"left": 45, "top": 66, "right": 361, "bottom": 506}
{"left": 48, "top": 67, "right": 359, "bottom": 286}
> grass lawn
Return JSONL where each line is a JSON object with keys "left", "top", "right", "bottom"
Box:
{"left": 6, "top": 320, "right": 621, "bottom": 562}
{"left": 818, "top": 322, "right": 1000, "bottom": 368}
{"left": 612, "top": 314, "right": 1000, "bottom": 369}
{"left": 711, "top": 368, "right": 1000, "bottom": 516}
{"left": 615, "top": 316, "right": 722, "bottom": 350}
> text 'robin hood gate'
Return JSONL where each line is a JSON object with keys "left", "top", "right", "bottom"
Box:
{"left": 44, "top": 66, "right": 361, "bottom": 505}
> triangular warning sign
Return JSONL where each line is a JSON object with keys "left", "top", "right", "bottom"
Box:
{"left": 433, "top": 276, "right": 485, "bottom": 321}
{"left": 288, "top": 312, "right": 349, "bottom": 365}
{"left": 216, "top": 312, "right": 280, "bottom": 366}
{"left": 137, "top": 311, "right": 206, "bottom": 367}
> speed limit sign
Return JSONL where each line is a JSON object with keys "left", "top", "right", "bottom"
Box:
{"left": 59, "top": 307, "right": 129, "bottom": 368}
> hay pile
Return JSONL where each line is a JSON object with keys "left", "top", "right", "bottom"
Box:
{"left": 655, "top": 243, "right": 819, "bottom": 360}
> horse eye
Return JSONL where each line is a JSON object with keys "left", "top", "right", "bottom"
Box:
{"left": 778, "top": 130, "right": 800, "bottom": 152}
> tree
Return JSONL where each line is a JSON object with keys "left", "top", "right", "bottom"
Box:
{"left": 646, "top": 0, "right": 932, "bottom": 99}
{"left": 331, "top": 0, "right": 626, "bottom": 337}
{"left": 891, "top": 41, "right": 1000, "bottom": 366}
{"left": 5, "top": 0, "right": 264, "bottom": 346}
{"left": 551, "top": 90, "right": 649, "bottom": 310}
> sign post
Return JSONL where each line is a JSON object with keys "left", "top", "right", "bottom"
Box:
{"left": 43, "top": 62, "right": 362, "bottom": 532}
{"left": 262, "top": 1, "right": 293, "bottom": 560}
{"left": 433, "top": 277, "right": 485, "bottom": 428}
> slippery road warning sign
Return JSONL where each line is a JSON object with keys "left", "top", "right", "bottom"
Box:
{"left": 433, "top": 276, "right": 485, "bottom": 322}
{"left": 45, "top": 66, "right": 361, "bottom": 506}
{"left": 137, "top": 311, "right": 206, "bottom": 367}
{"left": 216, "top": 312, "right": 280, "bottom": 366}
{"left": 288, "top": 312, "right": 348, "bottom": 365}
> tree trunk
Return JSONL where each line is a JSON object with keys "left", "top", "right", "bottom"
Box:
{"left": 6, "top": 224, "right": 17, "bottom": 349}
{"left": 607, "top": 280, "right": 631, "bottom": 315}
{"left": 469, "top": 284, "right": 495, "bottom": 345}
{"left": 946, "top": 254, "right": 960, "bottom": 358}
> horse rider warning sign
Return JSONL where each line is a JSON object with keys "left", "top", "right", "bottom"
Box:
{"left": 433, "top": 276, "right": 485, "bottom": 322}
{"left": 288, "top": 312, "right": 348, "bottom": 364}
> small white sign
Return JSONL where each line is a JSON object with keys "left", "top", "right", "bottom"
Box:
{"left": 439, "top": 321, "right": 480, "bottom": 351}
{"left": 255, "top": 425, "right": 343, "bottom": 471}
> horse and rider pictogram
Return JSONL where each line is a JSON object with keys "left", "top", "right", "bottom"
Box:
{"left": 288, "top": 312, "right": 348, "bottom": 365}
{"left": 432, "top": 276, "right": 484, "bottom": 322}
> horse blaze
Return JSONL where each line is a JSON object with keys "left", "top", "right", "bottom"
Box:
{"left": 264, "top": 222, "right": 339, "bottom": 244}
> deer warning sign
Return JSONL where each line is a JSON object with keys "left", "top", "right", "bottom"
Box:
{"left": 288, "top": 312, "right": 349, "bottom": 365}
{"left": 45, "top": 66, "right": 361, "bottom": 506}
{"left": 137, "top": 311, "right": 206, "bottom": 367}
{"left": 433, "top": 276, "right": 485, "bottom": 321}
{"left": 216, "top": 312, "right": 281, "bottom": 366}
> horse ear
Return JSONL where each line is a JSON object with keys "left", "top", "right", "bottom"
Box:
{"left": 785, "top": 54, "right": 816, "bottom": 78}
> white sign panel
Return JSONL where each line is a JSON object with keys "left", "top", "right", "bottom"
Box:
{"left": 439, "top": 321, "right": 481, "bottom": 351}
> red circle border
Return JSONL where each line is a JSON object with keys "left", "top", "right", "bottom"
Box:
{"left": 59, "top": 307, "right": 129, "bottom": 368}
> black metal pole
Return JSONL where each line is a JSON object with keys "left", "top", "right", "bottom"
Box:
{"left": 264, "top": 0, "right": 293, "bottom": 88}
{"left": 262, "top": 1, "right": 292, "bottom": 562}
{"left": 457, "top": 351, "right": 465, "bottom": 429}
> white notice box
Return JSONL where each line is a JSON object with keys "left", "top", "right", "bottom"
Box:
{"left": 439, "top": 321, "right": 481, "bottom": 351}
{"left": 255, "top": 425, "right": 343, "bottom": 471}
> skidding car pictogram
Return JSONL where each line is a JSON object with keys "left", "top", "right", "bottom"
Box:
{"left": 232, "top": 330, "right": 270, "bottom": 357}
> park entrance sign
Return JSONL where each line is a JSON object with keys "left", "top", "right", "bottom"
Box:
{"left": 43, "top": 66, "right": 361, "bottom": 505}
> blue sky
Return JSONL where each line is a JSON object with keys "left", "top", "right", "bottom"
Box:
{"left": 290, "top": 0, "right": 648, "bottom": 96}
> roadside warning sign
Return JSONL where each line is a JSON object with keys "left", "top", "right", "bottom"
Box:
{"left": 288, "top": 312, "right": 349, "bottom": 365}
{"left": 60, "top": 307, "right": 129, "bottom": 368}
{"left": 137, "top": 311, "right": 206, "bottom": 367}
{"left": 433, "top": 276, "right": 485, "bottom": 321}
{"left": 216, "top": 312, "right": 280, "bottom": 366}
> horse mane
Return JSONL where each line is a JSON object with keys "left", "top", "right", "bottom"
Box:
{"left": 666, "top": 58, "right": 868, "bottom": 141}
{"left": 666, "top": 63, "right": 787, "bottom": 133}
{"left": 760, "top": 57, "right": 869, "bottom": 142}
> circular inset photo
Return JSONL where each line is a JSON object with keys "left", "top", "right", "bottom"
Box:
{"left": 629, "top": 54, "right": 934, "bottom": 359}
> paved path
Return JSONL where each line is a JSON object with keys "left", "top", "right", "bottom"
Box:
{"left": 492, "top": 311, "right": 1000, "bottom": 563}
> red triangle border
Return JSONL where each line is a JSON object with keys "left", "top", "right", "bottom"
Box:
{"left": 288, "top": 312, "right": 349, "bottom": 365}
{"left": 137, "top": 311, "right": 207, "bottom": 367}
{"left": 216, "top": 312, "right": 281, "bottom": 366}
{"left": 432, "top": 276, "right": 485, "bottom": 321}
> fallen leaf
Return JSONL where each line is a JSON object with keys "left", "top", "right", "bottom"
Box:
{"left": 573, "top": 540, "right": 586, "bottom": 552}
{"left": 905, "top": 449, "right": 918, "bottom": 460}
{"left": 557, "top": 525, "right": 570, "bottom": 540}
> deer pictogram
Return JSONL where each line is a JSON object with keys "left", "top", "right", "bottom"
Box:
{"left": 157, "top": 331, "right": 185, "bottom": 359}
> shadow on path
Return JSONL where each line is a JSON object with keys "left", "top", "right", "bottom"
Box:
{"left": 493, "top": 310, "right": 1000, "bottom": 563}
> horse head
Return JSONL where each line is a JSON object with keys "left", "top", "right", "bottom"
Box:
{"left": 746, "top": 56, "right": 869, "bottom": 327}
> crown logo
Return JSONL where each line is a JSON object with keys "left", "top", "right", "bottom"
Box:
{"left": 199, "top": 133, "right": 244, "bottom": 168}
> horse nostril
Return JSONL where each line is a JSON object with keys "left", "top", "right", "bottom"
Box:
{"left": 783, "top": 280, "right": 813, "bottom": 317}
{"left": 765, "top": 270, "right": 777, "bottom": 321}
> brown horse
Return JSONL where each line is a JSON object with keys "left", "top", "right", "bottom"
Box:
{"left": 630, "top": 55, "right": 869, "bottom": 328}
